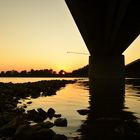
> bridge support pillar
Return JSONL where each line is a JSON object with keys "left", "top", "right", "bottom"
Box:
{"left": 89, "top": 55, "right": 125, "bottom": 92}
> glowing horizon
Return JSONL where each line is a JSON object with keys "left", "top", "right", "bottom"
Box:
{"left": 0, "top": 0, "right": 139, "bottom": 72}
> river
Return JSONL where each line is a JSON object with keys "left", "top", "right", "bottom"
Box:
{"left": 0, "top": 77, "right": 140, "bottom": 139}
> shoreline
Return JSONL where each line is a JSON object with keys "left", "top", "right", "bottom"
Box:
{"left": 0, "top": 79, "right": 76, "bottom": 140}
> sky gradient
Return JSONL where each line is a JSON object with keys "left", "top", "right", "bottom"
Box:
{"left": 0, "top": 0, "right": 139, "bottom": 72}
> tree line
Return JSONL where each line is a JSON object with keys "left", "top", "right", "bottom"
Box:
{"left": 0, "top": 65, "right": 89, "bottom": 77}
{"left": 0, "top": 69, "right": 66, "bottom": 77}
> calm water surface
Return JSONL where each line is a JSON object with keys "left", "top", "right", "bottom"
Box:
{"left": 0, "top": 77, "right": 140, "bottom": 139}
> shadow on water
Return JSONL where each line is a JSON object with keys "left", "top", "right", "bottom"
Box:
{"left": 126, "top": 78, "right": 140, "bottom": 93}
{"left": 78, "top": 79, "right": 140, "bottom": 140}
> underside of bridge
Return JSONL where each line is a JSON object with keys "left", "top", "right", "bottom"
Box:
{"left": 65, "top": 0, "right": 140, "bottom": 85}
{"left": 65, "top": 1, "right": 140, "bottom": 138}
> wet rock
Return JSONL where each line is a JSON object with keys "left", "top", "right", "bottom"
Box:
{"left": 27, "top": 101, "right": 32, "bottom": 104}
{"left": 0, "top": 80, "right": 76, "bottom": 139}
{"left": 41, "top": 121, "right": 54, "bottom": 129}
{"left": 36, "top": 128, "right": 56, "bottom": 140}
{"left": 14, "top": 124, "right": 30, "bottom": 137}
{"left": 15, "top": 127, "right": 56, "bottom": 140}
{"left": 0, "top": 115, "right": 25, "bottom": 137}
{"left": 27, "top": 109, "right": 38, "bottom": 118}
{"left": 73, "top": 136, "right": 80, "bottom": 140}
{"left": 31, "top": 123, "right": 42, "bottom": 130}
{"left": 77, "top": 109, "right": 89, "bottom": 115}
{"left": 53, "top": 134, "right": 67, "bottom": 140}
{"left": 54, "top": 114, "right": 62, "bottom": 118}
{"left": 54, "top": 118, "right": 67, "bottom": 127}
{"left": 37, "top": 108, "right": 47, "bottom": 120}
{"left": 14, "top": 124, "right": 40, "bottom": 140}
{"left": 17, "top": 107, "right": 25, "bottom": 113}
{"left": 0, "top": 112, "right": 17, "bottom": 126}
{"left": 10, "top": 101, "right": 17, "bottom": 108}
{"left": 46, "top": 89, "right": 56, "bottom": 96}
{"left": 26, "top": 109, "right": 43, "bottom": 122}
{"left": 5, "top": 103, "right": 16, "bottom": 111}
{"left": 47, "top": 108, "right": 55, "bottom": 119}
{"left": 22, "top": 104, "right": 27, "bottom": 108}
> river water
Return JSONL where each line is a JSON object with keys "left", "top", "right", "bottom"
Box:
{"left": 0, "top": 77, "right": 140, "bottom": 139}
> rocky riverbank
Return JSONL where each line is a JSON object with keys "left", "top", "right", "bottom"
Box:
{"left": 0, "top": 80, "right": 76, "bottom": 140}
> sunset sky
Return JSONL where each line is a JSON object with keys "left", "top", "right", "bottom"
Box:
{"left": 0, "top": 0, "right": 139, "bottom": 72}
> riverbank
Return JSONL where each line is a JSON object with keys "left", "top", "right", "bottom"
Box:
{"left": 0, "top": 79, "right": 76, "bottom": 140}
{"left": 1, "top": 78, "right": 140, "bottom": 140}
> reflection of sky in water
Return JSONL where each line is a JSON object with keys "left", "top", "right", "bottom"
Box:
{"left": 125, "top": 79, "right": 140, "bottom": 122}
{"left": 18, "top": 79, "right": 89, "bottom": 138}
{"left": 1, "top": 77, "right": 140, "bottom": 138}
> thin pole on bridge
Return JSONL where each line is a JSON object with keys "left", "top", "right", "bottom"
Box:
{"left": 67, "top": 51, "right": 89, "bottom": 55}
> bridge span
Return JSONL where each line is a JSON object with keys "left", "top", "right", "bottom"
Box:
{"left": 65, "top": 0, "right": 140, "bottom": 85}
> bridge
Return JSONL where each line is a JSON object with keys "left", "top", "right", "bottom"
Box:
{"left": 65, "top": 1, "right": 140, "bottom": 138}
{"left": 65, "top": 0, "right": 140, "bottom": 85}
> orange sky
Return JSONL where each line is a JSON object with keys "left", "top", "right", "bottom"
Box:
{"left": 0, "top": 0, "right": 139, "bottom": 72}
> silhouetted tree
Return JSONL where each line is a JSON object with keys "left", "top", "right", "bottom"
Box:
{"left": 0, "top": 65, "right": 89, "bottom": 77}
{"left": 20, "top": 70, "right": 27, "bottom": 77}
{"left": 58, "top": 70, "right": 66, "bottom": 76}
{"left": 0, "top": 71, "right": 5, "bottom": 77}
{"left": 70, "top": 65, "right": 88, "bottom": 77}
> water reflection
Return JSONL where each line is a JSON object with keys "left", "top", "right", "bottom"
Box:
{"left": 79, "top": 79, "right": 140, "bottom": 140}
{"left": 126, "top": 78, "right": 140, "bottom": 94}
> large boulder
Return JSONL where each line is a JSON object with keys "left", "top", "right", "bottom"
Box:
{"left": 36, "top": 128, "right": 56, "bottom": 140}
{"left": 14, "top": 124, "right": 35, "bottom": 140}
{"left": 26, "top": 109, "right": 44, "bottom": 122}
{"left": 40, "top": 121, "right": 54, "bottom": 129}
{"left": 37, "top": 108, "right": 47, "bottom": 120}
{"left": 54, "top": 114, "right": 62, "bottom": 118}
{"left": 27, "top": 101, "right": 32, "bottom": 104}
{"left": 14, "top": 124, "right": 55, "bottom": 140}
{"left": 53, "top": 134, "right": 67, "bottom": 140}
{"left": 77, "top": 109, "right": 89, "bottom": 116}
{"left": 0, "top": 115, "right": 25, "bottom": 137}
{"left": 47, "top": 108, "right": 55, "bottom": 119}
{"left": 54, "top": 118, "right": 67, "bottom": 127}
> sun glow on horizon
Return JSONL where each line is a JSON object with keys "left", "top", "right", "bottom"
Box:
{"left": 0, "top": 0, "right": 89, "bottom": 72}
{"left": 0, "top": 0, "right": 139, "bottom": 72}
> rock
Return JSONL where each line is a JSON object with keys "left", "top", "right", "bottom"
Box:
{"left": 27, "top": 109, "right": 37, "bottom": 116}
{"left": 36, "top": 128, "right": 56, "bottom": 140}
{"left": 5, "top": 103, "right": 15, "bottom": 111}
{"left": 14, "top": 124, "right": 30, "bottom": 136}
{"left": 31, "top": 123, "right": 42, "bottom": 130}
{"left": 54, "top": 118, "right": 67, "bottom": 127}
{"left": 53, "top": 134, "right": 67, "bottom": 140}
{"left": 41, "top": 121, "right": 54, "bottom": 129}
{"left": 11, "top": 101, "right": 17, "bottom": 107}
{"left": 0, "top": 112, "right": 15, "bottom": 126}
{"left": 14, "top": 123, "right": 57, "bottom": 140}
{"left": 22, "top": 104, "right": 27, "bottom": 108}
{"left": 14, "top": 127, "right": 56, "bottom": 140}
{"left": 54, "top": 114, "right": 62, "bottom": 118}
{"left": 37, "top": 108, "right": 47, "bottom": 120}
{"left": 73, "top": 136, "right": 80, "bottom": 140}
{"left": 27, "top": 101, "right": 32, "bottom": 104}
{"left": 26, "top": 109, "right": 44, "bottom": 122}
{"left": 14, "top": 124, "right": 40, "bottom": 140}
{"left": 0, "top": 115, "right": 25, "bottom": 137}
{"left": 77, "top": 109, "right": 89, "bottom": 115}
{"left": 27, "top": 109, "right": 38, "bottom": 119}
{"left": 17, "top": 107, "right": 25, "bottom": 112}
{"left": 47, "top": 108, "right": 55, "bottom": 119}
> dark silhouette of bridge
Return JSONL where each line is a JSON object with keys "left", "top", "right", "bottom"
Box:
{"left": 65, "top": 1, "right": 140, "bottom": 139}
{"left": 65, "top": 0, "right": 140, "bottom": 84}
